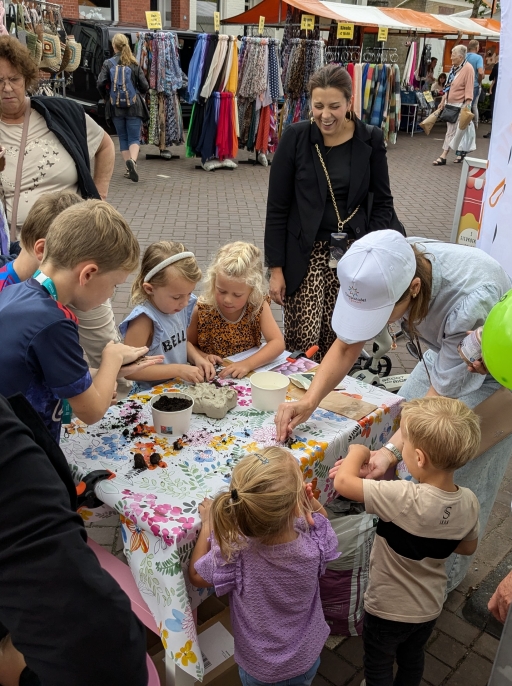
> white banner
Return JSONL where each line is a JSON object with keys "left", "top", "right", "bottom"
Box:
{"left": 477, "top": 4, "right": 510, "bottom": 276}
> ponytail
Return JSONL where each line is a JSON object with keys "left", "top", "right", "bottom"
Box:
{"left": 112, "top": 33, "right": 138, "bottom": 66}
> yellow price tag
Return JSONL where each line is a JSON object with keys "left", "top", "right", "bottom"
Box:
{"left": 300, "top": 14, "right": 315, "bottom": 31}
{"left": 337, "top": 22, "right": 354, "bottom": 39}
{"left": 377, "top": 27, "right": 388, "bottom": 42}
{"left": 145, "top": 11, "right": 162, "bottom": 30}
{"left": 423, "top": 90, "right": 434, "bottom": 103}
{"left": 258, "top": 15, "right": 265, "bottom": 34}
{"left": 214, "top": 12, "right": 220, "bottom": 31}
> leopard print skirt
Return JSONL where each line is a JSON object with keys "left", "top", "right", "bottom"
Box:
{"left": 284, "top": 242, "right": 340, "bottom": 362}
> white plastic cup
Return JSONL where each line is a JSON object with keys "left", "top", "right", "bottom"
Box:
{"left": 150, "top": 392, "right": 194, "bottom": 436}
{"left": 250, "top": 372, "right": 289, "bottom": 412}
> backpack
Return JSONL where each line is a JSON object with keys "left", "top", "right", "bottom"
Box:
{"left": 108, "top": 58, "right": 137, "bottom": 108}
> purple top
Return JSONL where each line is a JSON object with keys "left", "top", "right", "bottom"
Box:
{"left": 194, "top": 513, "right": 339, "bottom": 682}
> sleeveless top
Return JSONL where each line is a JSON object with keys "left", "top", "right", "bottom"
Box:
{"left": 119, "top": 296, "right": 196, "bottom": 389}
{"left": 196, "top": 298, "right": 269, "bottom": 358}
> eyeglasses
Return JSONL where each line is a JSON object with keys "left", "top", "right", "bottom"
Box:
{"left": 0, "top": 76, "right": 24, "bottom": 89}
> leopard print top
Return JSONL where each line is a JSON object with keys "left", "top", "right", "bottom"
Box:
{"left": 196, "top": 299, "right": 269, "bottom": 358}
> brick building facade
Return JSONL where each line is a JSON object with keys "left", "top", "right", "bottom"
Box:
{"left": 62, "top": 0, "right": 194, "bottom": 29}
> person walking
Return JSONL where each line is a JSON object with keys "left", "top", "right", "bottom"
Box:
{"left": 466, "top": 39, "right": 484, "bottom": 126}
{"left": 483, "top": 60, "right": 498, "bottom": 139}
{"left": 433, "top": 45, "right": 474, "bottom": 166}
{"left": 264, "top": 63, "right": 395, "bottom": 361}
{"left": 97, "top": 34, "right": 149, "bottom": 183}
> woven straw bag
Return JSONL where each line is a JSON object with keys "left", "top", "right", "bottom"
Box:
{"left": 64, "top": 35, "right": 82, "bottom": 72}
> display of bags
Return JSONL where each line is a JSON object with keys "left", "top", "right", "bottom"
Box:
{"left": 40, "top": 9, "right": 61, "bottom": 72}
{"left": 319, "top": 500, "right": 377, "bottom": 636}
{"left": 64, "top": 34, "right": 81, "bottom": 72}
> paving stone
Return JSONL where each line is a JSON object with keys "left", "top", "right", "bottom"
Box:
{"left": 444, "top": 652, "right": 493, "bottom": 686}
{"left": 313, "top": 676, "right": 334, "bottom": 686}
{"left": 472, "top": 632, "right": 500, "bottom": 662}
{"left": 435, "top": 611, "right": 480, "bottom": 646}
{"left": 86, "top": 526, "right": 117, "bottom": 548}
{"left": 336, "top": 636, "right": 364, "bottom": 668}
{"left": 474, "top": 530, "right": 512, "bottom": 568}
{"left": 423, "top": 652, "right": 452, "bottom": 685}
{"left": 443, "top": 590, "right": 467, "bottom": 614}
{"left": 344, "top": 671, "right": 365, "bottom": 686}
{"left": 87, "top": 512, "right": 120, "bottom": 527}
{"left": 456, "top": 562, "right": 495, "bottom": 595}
{"left": 426, "top": 634, "right": 467, "bottom": 668}
{"left": 325, "top": 635, "right": 347, "bottom": 651}
{"left": 318, "top": 649, "right": 357, "bottom": 685}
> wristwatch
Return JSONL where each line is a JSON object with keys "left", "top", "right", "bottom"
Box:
{"left": 384, "top": 442, "right": 403, "bottom": 463}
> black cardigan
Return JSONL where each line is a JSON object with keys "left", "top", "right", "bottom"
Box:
{"left": 264, "top": 118, "right": 395, "bottom": 296}
{"left": 31, "top": 96, "right": 101, "bottom": 201}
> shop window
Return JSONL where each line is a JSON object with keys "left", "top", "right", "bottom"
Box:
{"left": 79, "top": 0, "right": 114, "bottom": 20}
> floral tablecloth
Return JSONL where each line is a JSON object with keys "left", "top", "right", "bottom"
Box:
{"left": 61, "top": 367, "right": 403, "bottom": 681}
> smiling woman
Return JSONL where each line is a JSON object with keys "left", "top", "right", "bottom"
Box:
{"left": 264, "top": 63, "right": 397, "bottom": 361}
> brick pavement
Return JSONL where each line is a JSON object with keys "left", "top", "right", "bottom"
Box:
{"left": 85, "top": 121, "right": 512, "bottom": 684}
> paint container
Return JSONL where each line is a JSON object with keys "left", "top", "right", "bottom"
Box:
{"left": 458, "top": 327, "right": 483, "bottom": 365}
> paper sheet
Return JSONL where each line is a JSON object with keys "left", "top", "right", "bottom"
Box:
{"left": 224, "top": 348, "right": 292, "bottom": 373}
{"left": 199, "top": 622, "right": 235, "bottom": 675}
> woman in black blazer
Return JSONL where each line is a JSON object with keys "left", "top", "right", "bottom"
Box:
{"left": 265, "top": 64, "right": 395, "bottom": 360}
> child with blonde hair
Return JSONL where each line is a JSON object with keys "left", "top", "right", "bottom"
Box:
{"left": 121, "top": 241, "right": 216, "bottom": 388}
{"left": 330, "top": 397, "right": 481, "bottom": 686}
{"left": 189, "top": 447, "right": 338, "bottom": 686}
{"left": 188, "top": 241, "right": 285, "bottom": 379}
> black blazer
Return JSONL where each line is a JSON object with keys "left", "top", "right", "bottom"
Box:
{"left": 264, "top": 118, "right": 395, "bottom": 296}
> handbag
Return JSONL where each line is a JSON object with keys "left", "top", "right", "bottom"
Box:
{"left": 438, "top": 103, "right": 460, "bottom": 124}
{"left": 459, "top": 106, "right": 475, "bottom": 131}
{"left": 64, "top": 35, "right": 82, "bottom": 72}
{"left": 40, "top": 10, "right": 61, "bottom": 72}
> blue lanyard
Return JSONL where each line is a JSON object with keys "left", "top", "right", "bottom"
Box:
{"left": 33, "top": 270, "right": 58, "bottom": 301}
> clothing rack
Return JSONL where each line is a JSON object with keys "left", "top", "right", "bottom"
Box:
{"left": 325, "top": 45, "right": 399, "bottom": 65}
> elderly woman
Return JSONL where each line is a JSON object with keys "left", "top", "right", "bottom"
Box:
{"left": 265, "top": 63, "right": 396, "bottom": 361}
{"left": 433, "top": 45, "right": 474, "bottom": 166}
{"left": 0, "top": 36, "right": 125, "bottom": 387}
{"left": 275, "top": 231, "right": 512, "bottom": 593}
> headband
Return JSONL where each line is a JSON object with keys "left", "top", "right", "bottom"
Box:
{"left": 144, "top": 252, "right": 195, "bottom": 283}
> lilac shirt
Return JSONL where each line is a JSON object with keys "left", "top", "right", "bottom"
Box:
{"left": 194, "top": 513, "right": 339, "bottom": 682}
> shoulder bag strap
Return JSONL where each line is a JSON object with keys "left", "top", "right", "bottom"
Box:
{"left": 10, "top": 97, "right": 32, "bottom": 241}
{"left": 314, "top": 143, "right": 359, "bottom": 232}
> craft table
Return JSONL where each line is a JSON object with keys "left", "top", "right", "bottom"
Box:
{"left": 61, "top": 365, "right": 403, "bottom": 683}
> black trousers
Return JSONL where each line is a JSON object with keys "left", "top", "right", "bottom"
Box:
{"left": 363, "top": 611, "right": 437, "bottom": 686}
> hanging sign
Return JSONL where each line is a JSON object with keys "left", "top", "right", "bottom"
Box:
{"left": 337, "top": 23, "right": 354, "bottom": 39}
{"left": 145, "top": 11, "right": 162, "bottom": 30}
{"left": 213, "top": 11, "right": 220, "bottom": 31}
{"left": 258, "top": 15, "right": 265, "bottom": 34}
{"left": 301, "top": 14, "right": 315, "bottom": 31}
{"left": 377, "top": 27, "right": 388, "bottom": 42}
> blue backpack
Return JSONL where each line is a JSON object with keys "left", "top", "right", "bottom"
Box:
{"left": 108, "top": 58, "right": 137, "bottom": 108}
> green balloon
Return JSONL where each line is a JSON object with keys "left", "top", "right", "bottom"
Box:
{"left": 482, "top": 289, "right": 512, "bottom": 389}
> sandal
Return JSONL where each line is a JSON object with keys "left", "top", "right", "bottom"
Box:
{"left": 433, "top": 158, "right": 446, "bottom": 166}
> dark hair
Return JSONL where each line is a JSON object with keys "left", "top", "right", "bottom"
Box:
{"left": 438, "top": 72, "right": 447, "bottom": 84}
{"left": 396, "top": 245, "right": 432, "bottom": 336}
{"left": 308, "top": 64, "right": 352, "bottom": 102}
{"left": 0, "top": 36, "right": 39, "bottom": 92}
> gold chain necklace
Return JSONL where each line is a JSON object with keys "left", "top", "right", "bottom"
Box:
{"left": 315, "top": 143, "right": 359, "bottom": 232}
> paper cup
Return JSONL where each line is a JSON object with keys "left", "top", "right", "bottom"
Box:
{"left": 150, "top": 392, "right": 193, "bottom": 436}
{"left": 250, "top": 372, "right": 289, "bottom": 412}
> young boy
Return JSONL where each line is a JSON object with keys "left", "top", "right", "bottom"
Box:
{"left": 331, "top": 397, "right": 481, "bottom": 686}
{"left": 0, "top": 200, "right": 160, "bottom": 442}
{"left": 0, "top": 191, "right": 84, "bottom": 292}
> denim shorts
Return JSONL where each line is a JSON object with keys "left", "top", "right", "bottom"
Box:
{"left": 238, "top": 656, "right": 321, "bottom": 686}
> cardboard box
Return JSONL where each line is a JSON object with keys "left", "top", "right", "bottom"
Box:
{"left": 151, "top": 607, "right": 241, "bottom": 686}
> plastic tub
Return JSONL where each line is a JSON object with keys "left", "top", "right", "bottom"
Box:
{"left": 150, "top": 392, "right": 193, "bottom": 436}
{"left": 250, "top": 372, "right": 289, "bottom": 411}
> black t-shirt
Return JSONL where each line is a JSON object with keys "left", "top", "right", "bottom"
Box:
{"left": 317, "top": 139, "right": 353, "bottom": 242}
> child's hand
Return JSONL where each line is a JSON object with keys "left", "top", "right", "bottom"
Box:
{"left": 194, "top": 356, "right": 216, "bottom": 381}
{"left": 178, "top": 365, "right": 206, "bottom": 384}
{"left": 206, "top": 354, "right": 224, "bottom": 366}
{"left": 119, "top": 354, "right": 164, "bottom": 378}
{"left": 304, "top": 483, "right": 327, "bottom": 523}
{"left": 219, "top": 361, "right": 251, "bottom": 379}
{"left": 468, "top": 358, "right": 488, "bottom": 375}
{"left": 103, "top": 341, "right": 149, "bottom": 366}
{"left": 328, "top": 458, "right": 343, "bottom": 480}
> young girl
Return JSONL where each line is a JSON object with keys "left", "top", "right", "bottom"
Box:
{"left": 120, "top": 241, "right": 216, "bottom": 389}
{"left": 188, "top": 242, "right": 285, "bottom": 379}
{"left": 189, "top": 447, "right": 338, "bottom": 686}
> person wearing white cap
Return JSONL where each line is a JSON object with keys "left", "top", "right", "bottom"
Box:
{"left": 275, "top": 229, "right": 512, "bottom": 591}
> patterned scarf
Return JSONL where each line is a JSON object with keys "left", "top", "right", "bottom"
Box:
{"left": 444, "top": 58, "right": 467, "bottom": 94}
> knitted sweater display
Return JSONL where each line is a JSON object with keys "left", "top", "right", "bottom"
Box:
{"left": 237, "top": 37, "right": 281, "bottom": 155}
{"left": 186, "top": 34, "right": 239, "bottom": 163}
{"left": 135, "top": 31, "right": 184, "bottom": 149}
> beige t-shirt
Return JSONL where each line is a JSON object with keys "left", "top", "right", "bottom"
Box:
{"left": 362, "top": 479, "right": 479, "bottom": 623}
{"left": 0, "top": 109, "right": 104, "bottom": 234}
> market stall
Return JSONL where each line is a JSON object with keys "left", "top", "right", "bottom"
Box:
{"left": 62, "top": 365, "right": 403, "bottom": 682}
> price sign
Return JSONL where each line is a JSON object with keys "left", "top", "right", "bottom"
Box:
{"left": 145, "top": 11, "right": 162, "bottom": 29}
{"left": 213, "top": 11, "right": 220, "bottom": 31}
{"left": 423, "top": 90, "right": 434, "bottom": 103}
{"left": 377, "top": 26, "right": 388, "bottom": 42}
{"left": 300, "top": 14, "right": 315, "bottom": 31}
{"left": 258, "top": 15, "right": 265, "bottom": 34}
{"left": 337, "top": 22, "right": 354, "bottom": 39}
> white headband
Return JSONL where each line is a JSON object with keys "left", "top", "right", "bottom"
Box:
{"left": 144, "top": 252, "right": 195, "bottom": 283}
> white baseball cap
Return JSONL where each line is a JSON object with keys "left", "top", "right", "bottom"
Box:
{"left": 331, "top": 230, "right": 416, "bottom": 342}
